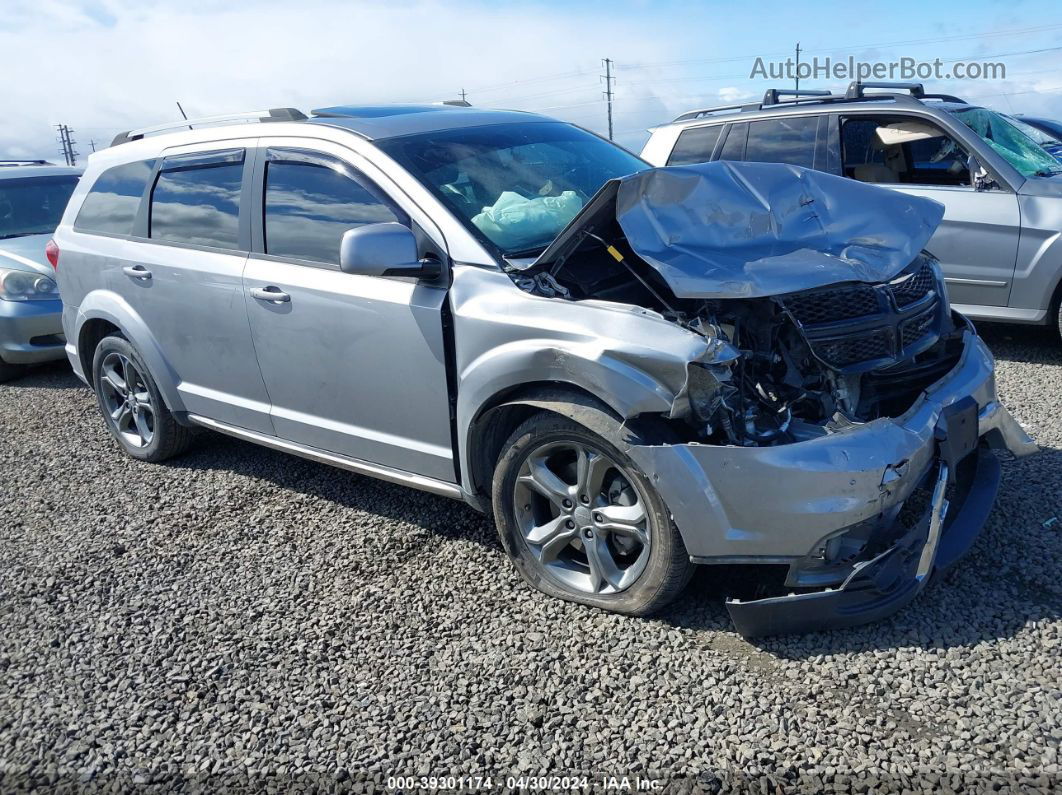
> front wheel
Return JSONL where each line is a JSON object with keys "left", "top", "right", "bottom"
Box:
{"left": 492, "top": 412, "right": 692, "bottom": 615}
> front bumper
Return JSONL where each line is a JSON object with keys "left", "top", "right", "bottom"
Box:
{"left": 627, "top": 325, "right": 1037, "bottom": 636}
{"left": 0, "top": 297, "right": 65, "bottom": 365}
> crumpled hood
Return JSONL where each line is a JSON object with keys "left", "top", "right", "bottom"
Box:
{"left": 0, "top": 234, "right": 55, "bottom": 277}
{"left": 535, "top": 161, "right": 945, "bottom": 299}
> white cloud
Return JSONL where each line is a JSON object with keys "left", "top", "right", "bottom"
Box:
{"left": 1, "top": 0, "right": 727, "bottom": 159}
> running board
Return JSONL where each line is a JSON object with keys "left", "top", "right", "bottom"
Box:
{"left": 186, "top": 414, "right": 465, "bottom": 500}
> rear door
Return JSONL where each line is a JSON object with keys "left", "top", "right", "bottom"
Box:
{"left": 242, "top": 140, "right": 455, "bottom": 481}
{"left": 116, "top": 141, "right": 274, "bottom": 432}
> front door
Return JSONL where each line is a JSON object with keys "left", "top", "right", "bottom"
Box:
{"left": 837, "top": 114, "right": 1020, "bottom": 307}
{"left": 242, "top": 145, "right": 455, "bottom": 482}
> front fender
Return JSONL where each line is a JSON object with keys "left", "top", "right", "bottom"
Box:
{"left": 72, "top": 290, "right": 184, "bottom": 413}
{"left": 450, "top": 265, "right": 710, "bottom": 501}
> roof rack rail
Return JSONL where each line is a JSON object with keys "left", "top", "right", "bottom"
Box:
{"left": 111, "top": 108, "right": 307, "bottom": 147}
{"left": 672, "top": 102, "right": 761, "bottom": 122}
{"left": 0, "top": 159, "right": 52, "bottom": 167}
{"left": 762, "top": 88, "right": 832, "bottom": 106}
{"left": 845, "top": 81, "right": 925, "bottom": 99}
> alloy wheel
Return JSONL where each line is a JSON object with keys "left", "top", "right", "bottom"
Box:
{"left": 98, "top": 352, "right": 156, "bottom": 448}
{"left": 512, "top": 440, "right": 651, "bottom": 595}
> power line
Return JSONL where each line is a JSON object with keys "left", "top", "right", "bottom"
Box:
{"left": 615, "top": 22, "right": 1062, "bottom": 74}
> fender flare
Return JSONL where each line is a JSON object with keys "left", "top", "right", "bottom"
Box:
{"left": 74, "top": 290, "right": 185, "bottom": 413}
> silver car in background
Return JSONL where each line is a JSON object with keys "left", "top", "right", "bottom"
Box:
{"left": 53, "top": 105, "right": 1035, "bottom": 636}
{"left": 0, "top": 161, "right": 80, "bottom": 381}
{"left": 641, "top": 81, "right": 1062, "bottom": 339}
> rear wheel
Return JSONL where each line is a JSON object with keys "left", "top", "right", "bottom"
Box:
{"left": 492, "top": 412, "right": 692, "bottom": 615}
{"left": 92, "top": 334, "right": 193, "bottom": 462}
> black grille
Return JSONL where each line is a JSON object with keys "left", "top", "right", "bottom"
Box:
{"left": 783, "top": 285, "right": 880, "bottom": 325}
{"left": 888, "top": 260, "right": 936, "bottom": 307}
{"left": 901, "top": 307, "right": 936, "bottom": 349}
{"left": 779, "top": 258, "right": 943, "bottom": 372}
{"left": 817, "top": 329, "right": 893, "bottom": 367}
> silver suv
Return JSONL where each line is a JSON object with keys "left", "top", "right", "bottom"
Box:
{"left": 641, "top": 81, "right": 1062, "bottom": 338}
{"left": 0, "top": 160, "right": 80, "bottom": 381}
{"left": 54, "top": 105, "right": 1035, "bottom": 636}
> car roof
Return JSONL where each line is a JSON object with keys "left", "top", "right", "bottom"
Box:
{"left": 0, "top": 163, "right": 82, "bottom": 179}
{"left": 656, "top": 92, "right": 981, "bottom": 133}
{"left": 307, "top": 104, "right": 556, "bottom": 140}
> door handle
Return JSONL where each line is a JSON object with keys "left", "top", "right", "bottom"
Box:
{"left": 250, "top": 286, "right": 291, "bottom": 303}
{"left": 122, "top": 264, "right": 152, "bottom": 281}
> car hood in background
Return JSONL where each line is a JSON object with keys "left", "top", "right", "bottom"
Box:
{"left": 534, "top": 161, "right": 945, "bottom": 299}
{"left": 0, "top": 233, "right": 55, "bottom": 277}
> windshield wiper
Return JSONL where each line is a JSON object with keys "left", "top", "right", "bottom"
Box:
{"left": 0, "top": 232, "right": 32, "bottom": 240}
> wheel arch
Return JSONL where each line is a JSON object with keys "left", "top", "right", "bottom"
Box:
{"left": 463, "top": 382, "right": 678, "bottom": 510}
{"left": 73, "top": 291, "right": 185, "bottom": 413}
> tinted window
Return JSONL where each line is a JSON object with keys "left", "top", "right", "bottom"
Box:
{"left": 74, "top": 160, "right": 154, "bottom": 235}
{"left": 150, "top": 151, "right": 243, "bottom": 249}
{"left": 0, "top": 175, "right": 79, "bottom": 239}
{"left": 745, "top": 116, "right": 818, "bottom": 168}
{"left": 264, "top": 157, "right": 404, "bottom": 264}
{"left": 667, "top": 126, "right": 723, "bottom": 166}
{"left": 718, "top": 123, "right": 748, "bottom": 160}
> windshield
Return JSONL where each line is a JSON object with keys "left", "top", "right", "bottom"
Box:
{"left": 949, "top": 107, "right": 1062, "bottom": 177}
{"left": 1005, "top": 114, "right": 1061, "bottom": 146}
{"left": 378, "top": 122, "right": 648, "bottom": 256}
{"left": 0, "top": 175, "right": 79, "bottom": 239}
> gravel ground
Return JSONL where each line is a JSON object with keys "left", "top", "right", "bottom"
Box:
{"left": 1, "top": 324, "right": 1060, "bottom": 793}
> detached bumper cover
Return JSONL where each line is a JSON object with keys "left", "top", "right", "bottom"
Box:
{"left": 726, "top": 447, "right": 999, "bottom": 637}
{"left": 0, "top": 297, "right": 65, "bottom": 364}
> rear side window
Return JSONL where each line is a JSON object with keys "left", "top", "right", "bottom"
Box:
{"left": 718, "top": 123, "right": 748, "bottom": 160}
{"left": 264, "top": 151, "right": 406, "bottom": 265}
{"left": 667, "top": 126, "right": 723, "bottom": 166}
{"left": 150, "top": 149, "right": 244, "bottom": 249}
{"left": 74, "top": 160, "right": 155, "bottom": 236}
{"left": 745, "top": 116, "right": 818, "bottom": 168}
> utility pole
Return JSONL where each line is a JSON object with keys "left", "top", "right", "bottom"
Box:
{"left": 459, "top": 88, "right": 467, "bottom": 103}
{"left": 55, "top": 124, "right": 78, "bottom": 166}
{"left": 601, "top": 58, "right": 615, "bottom": 141}
{"left": 794, "top": 41, "right": 801, "bottom": 97}
{"left": 89, "top": 140, "right": 97, "bottom": 153}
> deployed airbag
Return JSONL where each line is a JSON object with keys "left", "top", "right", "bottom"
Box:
{"left": 534, "top": 161, "right": 946, "bottom": 299}
{"left": 472, "top": 190, "right": 583, "bottom": 251}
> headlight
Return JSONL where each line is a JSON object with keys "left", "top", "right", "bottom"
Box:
{"left": 0, "top": 267, "right": 60, "bottom": 301}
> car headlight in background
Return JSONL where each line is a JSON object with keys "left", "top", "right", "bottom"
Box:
{"left": 0, "top": 267, "right": 60, "bottom": 301}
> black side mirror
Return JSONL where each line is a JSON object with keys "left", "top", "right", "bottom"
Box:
{"left": 339, "top": 222, "right": 441, "bottom": 279}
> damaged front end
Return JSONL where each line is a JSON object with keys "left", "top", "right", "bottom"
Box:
{"left": 503, "top": 161, "right": 1037, "bottom": 636}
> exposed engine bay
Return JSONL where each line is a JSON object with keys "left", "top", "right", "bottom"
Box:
{"left": 506, "top": 168, "right": 967, "bottom": 447}
{"left": 503, "top": 160, "right": 965, "bottom": 448}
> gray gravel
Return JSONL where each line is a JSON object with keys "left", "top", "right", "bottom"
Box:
{"left": 1, "top": 325, "right": 1060, "bottom": 792}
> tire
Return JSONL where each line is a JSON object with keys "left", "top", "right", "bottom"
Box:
{"left": 91, "top": 334, "right": 193, "bottom": 462}
{"left": 0, "top": 359, "right": 26, "bottom": 383}
{"left": 492, "top": 412, "right": 692, "bottom": 616}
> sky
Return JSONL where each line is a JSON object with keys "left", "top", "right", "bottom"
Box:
{"left": 4, "top": 0, "right": 1062, "bottom": 161}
